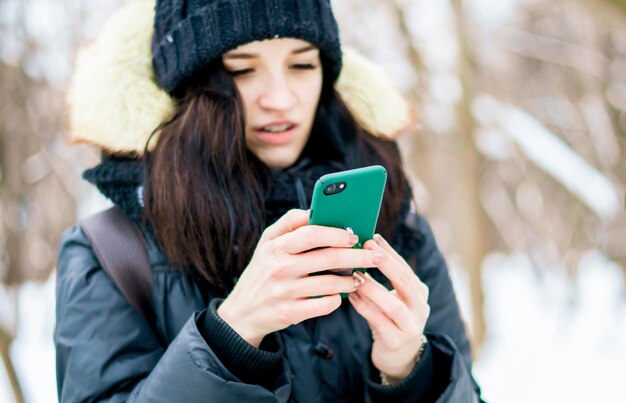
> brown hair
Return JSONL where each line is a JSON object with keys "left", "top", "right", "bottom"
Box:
{"left": 143, "top": 62, "right": 408, "bottom": 291}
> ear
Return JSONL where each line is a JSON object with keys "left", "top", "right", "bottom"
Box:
{"left": 67, "top": 0, "right": 413, "bottom": 155}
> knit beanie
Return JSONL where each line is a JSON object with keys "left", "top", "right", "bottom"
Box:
{"left": 151, "top": 0, "right": 343, "bottom": 95}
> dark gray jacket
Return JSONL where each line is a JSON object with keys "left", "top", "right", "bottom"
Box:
{"left": 55, "top": 212, "right": 482, "bottom": 402}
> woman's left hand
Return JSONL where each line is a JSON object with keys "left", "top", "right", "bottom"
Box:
{"left": 348, "top": 233, "right": 431, "bottom": 384}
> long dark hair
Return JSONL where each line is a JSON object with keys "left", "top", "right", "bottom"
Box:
{"left": 143, "top": 61, "right": 408, "bottom": 291}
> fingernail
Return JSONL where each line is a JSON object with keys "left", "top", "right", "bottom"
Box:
{"left": 353, "top": 276, "right": 361, "bottom": 288}
{"left": 372, "top": 252, "right": 384, "bottom": 265}
{"left": 349, "top": 234, "right": 359, "bottom": 245}
{"left": 353, "top": 271, "right": 366, "bottom": 285}
{"left": 373, "top": 233, "right": 384, "bottom": 245}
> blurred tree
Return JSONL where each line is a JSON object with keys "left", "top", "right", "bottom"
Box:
{"left": 448, "top": 0, "right": 488, "bottom": 354}
{"left": 391, "top": 0, "right": 489, "bottom": 355}
{"left": 0, "top": 58, "right": 77, "bottom": 403}
{"left": 601, "top": 0, "right": 626, "bottom": 293}
{"left": 580, "top": 0, "right": 626, "bottom": 296}
{"left": 464, "top": 0, "right": 625, "bottom": 293}
{"left": 0, "top": 1, "right": 95, "bottom": 401}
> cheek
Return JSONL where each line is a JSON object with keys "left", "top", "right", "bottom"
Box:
{"left": 302, "top": 77, "right": 323, "bottom": 115}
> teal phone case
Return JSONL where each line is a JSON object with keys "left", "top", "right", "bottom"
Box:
{"left": 308, "top": 165, "right": 387, "bottom": 297}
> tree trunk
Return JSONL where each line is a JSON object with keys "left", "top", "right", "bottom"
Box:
{"left": 449, "top": 0, "right": 488, "bottom": 356}
{"left": 391, "top": 0, "right": 489, "bottom": 355}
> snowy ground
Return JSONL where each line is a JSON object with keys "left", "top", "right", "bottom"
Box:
{"left": 1, "top": 278, "right": 57, "bottom": 403}
{"left": 1, "top": 250, "right": 625, "bottom": 402}
{"left": 472, "top": 251, "right": 626, "bottom": 402}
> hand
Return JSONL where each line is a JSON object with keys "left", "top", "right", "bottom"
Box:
{"left": 348, "top": 234, "right": 430, "bottom": 383}
{"left": 217, "top": 209, "right": 384, "bottom": 347}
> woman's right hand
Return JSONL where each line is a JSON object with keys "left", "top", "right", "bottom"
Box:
{"left": 217, "top": 209, "right": 383, "bottom": 348}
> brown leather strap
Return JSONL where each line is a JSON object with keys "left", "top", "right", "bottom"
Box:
{"left": 80, "top": 207, "right": 157, "bottom": 333}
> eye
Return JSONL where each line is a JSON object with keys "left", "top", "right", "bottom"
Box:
{"left": 228, "top": 68, "right": 253, "bottom": 77}
{"left": 292, "top": 63, "right": 318, "bottom": 70}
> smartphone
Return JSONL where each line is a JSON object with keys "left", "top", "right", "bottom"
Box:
{"left": 308, "top": 165, "right": 387, "bottom": 279}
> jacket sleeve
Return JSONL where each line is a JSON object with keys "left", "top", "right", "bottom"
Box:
{"left": 363, "top": 213, "right": 484, "bottom": 403}
{"left": 55, "top": 225, "right": 291, "bottom": 403}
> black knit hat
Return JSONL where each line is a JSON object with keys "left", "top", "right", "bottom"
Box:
{"left": 151, "top": 0, "right": 343, "bottom": 94}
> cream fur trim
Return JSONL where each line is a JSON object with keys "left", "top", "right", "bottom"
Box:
{"left": 336, "top": 48, "right": 413, "bottom": 140}
{"left": 67, "top": 0, "right": 411, "bottom": 154}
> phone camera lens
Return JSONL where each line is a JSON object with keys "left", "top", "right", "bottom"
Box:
{"left": 325, "top": 184, "right": 336, "bottom": 194}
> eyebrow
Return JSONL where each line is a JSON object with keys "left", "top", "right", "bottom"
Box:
{"left": 223, "top": 45, "right": 318, "bottom": 60}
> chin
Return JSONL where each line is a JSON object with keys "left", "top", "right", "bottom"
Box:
{"left": 255, "top": 146, "right": 305, "bottom": 169}
{"left": 260, "top": 153, "right": 300, "bottom": 169}
{"left": 265, "top": 158, "right": 297, "bottom": 169}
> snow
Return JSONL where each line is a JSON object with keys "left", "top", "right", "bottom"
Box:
{"left": 472, "top": 251, "right": 626, "bottom": 403}
{"left": 8, "top": 277, "right": 57, "bottom": 403}
{"left": 0, "top": 359, "right": 12, "bottom": 403}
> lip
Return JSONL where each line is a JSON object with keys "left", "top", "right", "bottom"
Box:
{"left": 253, "top": 120, "right": 299, "bottom": 145}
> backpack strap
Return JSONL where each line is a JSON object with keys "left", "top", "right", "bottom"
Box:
{"left": 80, "top": 206, "right": 157, "bottom": 331}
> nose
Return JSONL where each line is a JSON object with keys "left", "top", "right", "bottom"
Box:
{"left": 258, "top": 71, "right": 296, "bottom": 112}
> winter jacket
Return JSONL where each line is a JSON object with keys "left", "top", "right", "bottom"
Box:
{"left": 55, "top": 209, "right": 482, "bottom": 402}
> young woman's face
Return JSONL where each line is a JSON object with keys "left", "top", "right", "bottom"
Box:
{"left": 222, "top": 38, "right": 323, "bottom": 169}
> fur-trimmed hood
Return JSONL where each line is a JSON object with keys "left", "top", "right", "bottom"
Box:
{"left": 67, "top": 0, "right": 413, "bottom": 155}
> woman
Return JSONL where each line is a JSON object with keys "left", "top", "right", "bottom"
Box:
{"left": 55, "top": 0, "right": 483, "bottom": 402}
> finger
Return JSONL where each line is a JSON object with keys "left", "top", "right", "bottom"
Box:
{"left": 390, "top": 283, "right": 428, "bottom": 311}
{"left": 261, "top": 209, "right": 309, "bottom": 242}
{"left": 291, "top": 294, "right": 343, "bottom": 323}
{"left": 362, "top": 238, "right": 424, "bottom": 308}
{"left": 293, "top": 274, "right": 360, "bottom": 298}
{"left": 292, "top": 247, "right": 383, "bottom": 276}
{"left": 348, "top": 291, "right": 402, "bottom": 339}
{"left": 278, "top": 225, "right": 359, "bottom": 254}
{"left": 372, "top": 234, "right": 430, "bottom": 301}
{"left": 353, "top": 271, "right": 418, "bottom": 334}
{"left": 373, "top": 233, "right": 406, "bottom": 266}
